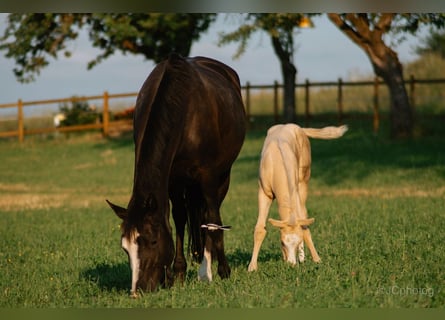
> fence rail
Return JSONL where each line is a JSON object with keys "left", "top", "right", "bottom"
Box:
{"left": 0, "top": 91, "right": 138, "bottom": 142}
{"left": 1, "top": 76, "right": 444, "bottom": 142}
{"left": 243, "top": 75, "right": 445, "bottom": 132}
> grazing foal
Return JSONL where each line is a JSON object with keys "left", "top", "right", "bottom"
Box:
{"left": 248, "top": 124, "right": 348, "bottom": 271}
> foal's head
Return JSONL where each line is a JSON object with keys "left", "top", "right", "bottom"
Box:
{"left": 106, "top": 199, "right": 174, "bottom": 296}
{"left": 268, "top": 217, "right": 315, "bottom": 265}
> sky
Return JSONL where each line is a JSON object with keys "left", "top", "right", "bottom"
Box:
{"left": 0, "top": 13, "right": 428, "bottom": 108}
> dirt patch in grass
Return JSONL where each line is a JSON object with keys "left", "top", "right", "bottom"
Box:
{"left": 0, "top": 183, "right": 129, "bottom": 211}
{"left": 0, "top": 193, "right": 68, "bottom": 211}
{"left": 0, "top": 183, "right": 31, "bottom": 192}
{"left": 0, "top": 192, "right": 126, "bottom": 211}
{"left": 1, "top": 180, "right": 443, "bottom": 212}
{"left": 312, "top": 186, "right": 445, "bottom": 199}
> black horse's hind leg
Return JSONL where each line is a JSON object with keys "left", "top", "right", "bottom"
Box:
{"left": 169, "top": 185, "right": 187, "bottom": 282}
{"left": 210, "top": 230, "right": 231, "bottom": 279}
{"left": 201, "top": 171, "right": 231, "bottom": 279}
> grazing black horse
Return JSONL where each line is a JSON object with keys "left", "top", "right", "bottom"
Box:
{"left": 107, "top": 54, "right": 246, "bottom": 295}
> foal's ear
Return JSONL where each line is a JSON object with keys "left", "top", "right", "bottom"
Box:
{"left": 268, "top": 218, "right": 287, "bottom": 228}
{"left": 106, "top": 199, "right": 128, "bottom": 220}
{"left": 297, "top": 218, "right": 315, "bottom": 227}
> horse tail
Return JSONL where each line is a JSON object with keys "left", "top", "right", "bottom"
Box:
{"left": 302, "top": 125, "right": 348, "bottom": 140}
{"left": 185, "top": 185, "right": 205, "bottom": 263}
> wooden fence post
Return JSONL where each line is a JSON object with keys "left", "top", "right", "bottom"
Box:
{"left": 337, "top": 78, "right": 343, "bottom": 123}
{"left": 304, "top": 79, "right": 310, "bottom": 126}
{"left": 273, "top": 80, "right": 279, "bottom": 123}
{"left": 373, "top": 77, "right": 380, "bottom": 134}
{"left": 18, "top": 99, "right": 24, "bottom": 143}
{"left": 102, "top": 91, "right": 109, "bottom": 137}
{"left": 409, "top": 74, "right": 416, "bottom": 111}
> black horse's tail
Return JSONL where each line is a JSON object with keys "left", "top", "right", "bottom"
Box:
{"left": 185, "top": 185, "right": 206, "bottom": 263}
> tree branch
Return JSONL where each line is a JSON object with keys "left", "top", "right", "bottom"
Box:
{"left": 375, "top": 13, "right": 395, "bottom": 33}
{"left": 328, "top": 13, "right": 369, "bottom": 50}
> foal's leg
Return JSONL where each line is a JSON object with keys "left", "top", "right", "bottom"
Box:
{"left": 248, "top": 182, "right": 273, "bottom": 272}
{"left": 303, "top": 228, "right": 321, "bottom": 263}
{"left": 298, "top": 166, "right": 311, "bottom": 262}
{"left": 299, "top": 164, "right": 320, "bottom": 263}
{"left": 170, "top": 185, "right": 187, "bottom": 282}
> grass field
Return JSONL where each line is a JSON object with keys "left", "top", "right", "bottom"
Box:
{"left": 0, "top": 118, "right": 444, "bottom": 307}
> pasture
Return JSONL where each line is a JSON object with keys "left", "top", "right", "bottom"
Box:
{"left": 0, "top": 119, "right": 444, "bottom": 307}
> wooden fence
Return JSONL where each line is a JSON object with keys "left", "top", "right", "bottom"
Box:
{"left": 0, "top": 91, "right": 137, "bottom": 142}
{"left": 1, "top": 76, "right": 444, "bottom": 142}
{"left": 244, "top": 76, "right": 445, "bottom": 133}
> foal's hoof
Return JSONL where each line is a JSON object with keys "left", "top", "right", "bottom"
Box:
{"left": 247, "top": 263, "right": 257, "bottom": 272}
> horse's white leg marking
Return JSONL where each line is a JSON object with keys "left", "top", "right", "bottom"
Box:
{"left": 198, "top": 237, "right": 213, "bottom": 281}
{"left": 122, "top": 231, "right": 140, "bottom": 296}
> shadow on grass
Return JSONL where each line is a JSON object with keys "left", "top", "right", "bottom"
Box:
{"left": 80, "top": 249, "right": 283, "bottom": 292}
{"left": 310, "top": 123, "right": 445, "bottom": 186}
{"left": 96, "top": 115, "right": 445, "bottom": 185}
{"left": 92, "top": 130, "right": 134, "bottom": 151}
{"left": 81, "top": 262, "right": 130, "bottom": 292}
{"left": 226, "top": 248, "right": 282, "bottom": 268}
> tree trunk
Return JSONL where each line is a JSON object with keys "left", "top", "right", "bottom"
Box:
{"left": 271, "top": 35, "right": 297, "bottom": 123}
{"left": 372, "top": 54, "right": 413, "bottom": 138}
{"left": 327, "top": 13, "right": 414, "bottom": 139}
{"left": 281, "top": 59, "right": 297, "bottom": 123}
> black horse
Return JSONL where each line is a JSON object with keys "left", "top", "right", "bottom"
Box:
{"left": 107, "top": 54, "right": 246, "bottom": 295}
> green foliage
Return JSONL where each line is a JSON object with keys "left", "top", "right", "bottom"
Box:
{"left": 415, "top": 29, "right": 445, "bottom": 58}
{"left": 86, "top": 13, "right": 216, "bottom": 69}
{"left": 218, "top": 13, "right": 316, "bottom": 59}
{"left": 59, "top": 99, "right": 98, "bottom": 127}
{"left": 392, "top": 13, "right": 445, "bottom": 34}
{"left": 0, "top": 13, "right": 86, "bottom": 83}
{"left": 0, "top": 123, "right": 444, "bottom": 307}
{"left": 0, "top": 13, "right": 216, "bottom": 83}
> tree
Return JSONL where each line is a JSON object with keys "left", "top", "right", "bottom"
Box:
{"left": 415, "top": 29, "right": 445, "bottom": 58}
{"left": 219, "top": 13, "right": 317, "bottom": 123}
{"left": 0, "top": 13, "right": 216, "bottom": 83}
{"left": 328, "top": 13, "right": 445, "bottom": 139}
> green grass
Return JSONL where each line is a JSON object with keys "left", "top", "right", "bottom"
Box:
{"left": 1, "top": 121, "right": 444, "bottom": 307}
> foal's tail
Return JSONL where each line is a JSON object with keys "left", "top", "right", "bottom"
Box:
{"left": 302, "top": 125, "right": 348, "bottom": 140}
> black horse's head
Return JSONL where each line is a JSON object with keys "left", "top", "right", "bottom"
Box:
{"left": 106, "top": 199, "right": 174, "bottom": 296}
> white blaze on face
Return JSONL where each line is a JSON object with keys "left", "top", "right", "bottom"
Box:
{"left": 282, "top": 233, "right": 302, "bottom": 265}
{"left": 298, "top": 241, "right": 305, "bottom": 263}
{"left": 121, "top": 229, "right": 141, "bottom": 296}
